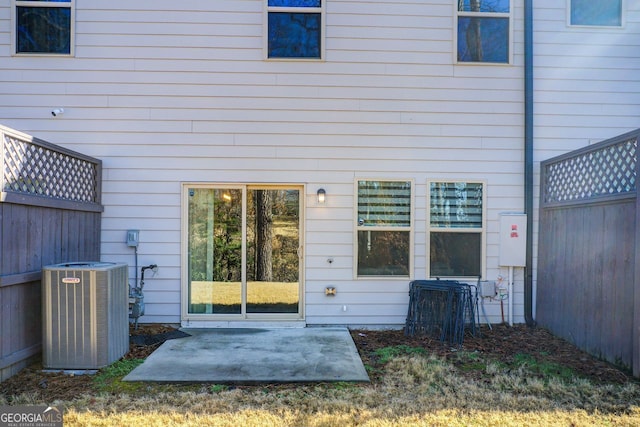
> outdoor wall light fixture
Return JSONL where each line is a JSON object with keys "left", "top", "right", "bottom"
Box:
{"left": 317, "top": 188, "right": 326, "bottom": 204}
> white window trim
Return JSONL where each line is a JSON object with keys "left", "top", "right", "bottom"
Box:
{"left": 567, "top": 0, "right": 626, "bottom": 29}
{"left": 453, "top": 0, "right": 513, "bottom": 65}
{"left": 353, "top": 178, "right": 415, "bottom": 280}
{"left": 12, "top": 0, "right": 75, "bottom": 57}
{"left": 426, "top": 179, "right": 487, "bottom": 280}
{"left": 263, "top": 1, "right": 326, "bottom": 61}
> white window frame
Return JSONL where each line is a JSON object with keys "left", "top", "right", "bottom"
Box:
{"left": 453, "top": 0, "right": 513, "bottom": 65}
{"left": 354, "top": 179, "right": 414, "bottom": 280}
{"left": 12, "top": 0, "right": 75, "bottom": 56}
{"left": 567, "top": 0, "right": 625, "bottom": 28}
{"left": 426, "top": 179, "right": 487, "bottom": 279}
{"left": 263, "top": 0, "right": 326, "bottom": 61}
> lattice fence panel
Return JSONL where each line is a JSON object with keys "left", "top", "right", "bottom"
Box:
{"left": 543, "top": 136, "right": 637, "bottom": 205}
{"left": 2, "top": 133, "right": 99, "bottom": 203}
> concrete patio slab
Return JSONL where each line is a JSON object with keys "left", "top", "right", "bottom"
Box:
{"left": 123, "top": 327, "right": 370, "bottom": 383}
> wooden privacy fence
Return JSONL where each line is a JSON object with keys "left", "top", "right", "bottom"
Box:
{"left": 0, "top": 125, "right": 103, "bottom": 381}
{"left": 537, "top": 128, "right": 640, "bottom": 377}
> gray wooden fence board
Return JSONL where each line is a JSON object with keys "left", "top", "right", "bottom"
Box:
{"left": 1, "top": 126, "right": 103, "bottom": 382}
{"left": 539, "top": 127, "right": 639, "bottom": 375}
{"left": 539, "top": 201, "right": 635, "bottom": 369}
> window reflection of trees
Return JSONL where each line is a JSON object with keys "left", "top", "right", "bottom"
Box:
{"left": 430, "top": 182, "right": 482, "bottom": 229}
{"left": 268, "top": 13, "right": 320, "bottom": 58}
{"left": 188, "top": 189, "right": 242, "bottom": 283}
{"left": 357, "top": 181, "right": 411, "bottom": 276}
{"left": 458, "top": 0, "right": 510, "bottom": 63}
{"left": 247, "top": 190, "right": 299, "bottom": 283}
{"left": 17, "top": 6, "right": 71, "bottom": 54}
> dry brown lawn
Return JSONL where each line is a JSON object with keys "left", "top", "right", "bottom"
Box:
{"left": 2, "top": 325, "right": 640, "bottom": 426}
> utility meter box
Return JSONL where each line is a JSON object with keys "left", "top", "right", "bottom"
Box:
{"left": 499, "top": 214, "right": 527, "bottom": 267}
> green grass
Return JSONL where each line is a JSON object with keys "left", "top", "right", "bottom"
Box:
{"left": 92, "top": 359, "right": 145, "bottom": 393}
{"left": 209, "top": 384, "right": 229, "bottom": 393}
{"left": 374, "top": 345, "right": 427, "bottom": 364}
{"left": 331, "top": 381, "right": 359, "bottom": 391}
{"left": 512, "top": 353, "right": 577, "bottom": 383}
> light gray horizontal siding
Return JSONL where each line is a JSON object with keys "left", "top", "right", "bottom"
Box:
{"left": 531, "top": 0, "right": 640, "bottom": 324}
{"left": 533, "top": 0, "right": 640, "bottom": 159}
{"left": 0, "top": 0, "right": 532, "bottom": 324}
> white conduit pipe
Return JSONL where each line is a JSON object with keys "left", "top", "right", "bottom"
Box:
{"left": 508, "top": 266, "right": 514, "bottom": 326}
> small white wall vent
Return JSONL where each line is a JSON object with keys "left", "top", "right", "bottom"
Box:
{"left": 42, "top": 262, "right": 129, "bottom": 369}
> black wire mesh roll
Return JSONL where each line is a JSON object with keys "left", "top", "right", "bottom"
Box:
{"left": 404, "top": 279, "right": 477, "bottom": 345}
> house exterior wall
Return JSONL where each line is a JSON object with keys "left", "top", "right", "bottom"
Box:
{"left": 3, "top": 0, "right": 618, "bottom": 327}
{"left": 532, "top": 0, "right": 640, "bottom": 313}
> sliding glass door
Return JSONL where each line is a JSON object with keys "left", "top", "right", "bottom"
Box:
{"left": 185, "top": 185, "right": 302, "bottom": 319}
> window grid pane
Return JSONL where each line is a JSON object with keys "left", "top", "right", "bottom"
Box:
{"left": 430, "top": 232, "right": 481, "bottom": 277}
{"left": 458, "top": 0, "right": 509, "bottom": 13}
{"left": 269, "top": 0, "right": 321, "bottom": 7}
{"left": 357, "top": 230, "right": 410, "bottom": 276}
{"left": 571, "top": 0, "right": 622, "bottom": 26}
{"left": 268, "top": 12, "right": 321, "bottom": 58}
{"left": 430, "top": 182, "right": 483, "bottom": 228}
{"left": 358, "top": 181, "right": 411, "bottom": 227}
{"left": 16, "top": 6, "right": 71, "bottom": 54}
{"left": 457, "top": 16, "right": 509, "bottom": 63}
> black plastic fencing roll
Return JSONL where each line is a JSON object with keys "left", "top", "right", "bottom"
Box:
{"left": 404, "top": 280, "right": 478, "bottom": 345}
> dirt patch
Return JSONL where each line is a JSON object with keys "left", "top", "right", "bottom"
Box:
{"left": 0, "top": 323, "right": 633, "bottom": 404}
{"left": 351, "top": 324, "right": 631, "bottom": 384}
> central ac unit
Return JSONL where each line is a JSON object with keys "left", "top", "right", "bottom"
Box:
{"left": 42, "top": 262, "right": 129, "bottom": 369}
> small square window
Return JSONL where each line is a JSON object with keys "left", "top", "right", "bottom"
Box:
{"left": 570, "top": 0, "right": 623, "bottom": 27}
{"left": 15, "top": 0, "right": 73, "bottom": 55}
{"left": 266, "top": 0, "right": 324, "bottom": 59}
{"left": 455, "top": 0, "right": 512, "bottom": 64}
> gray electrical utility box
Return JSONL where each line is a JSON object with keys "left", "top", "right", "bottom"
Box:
{"left": 42, "top": 262, "right": 129, "bottom": 369}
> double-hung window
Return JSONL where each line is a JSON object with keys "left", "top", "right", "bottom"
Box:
{"left": 428, "top": 181, "right": 485, "bottom": 278}
{"left": 14, "top": 0, "right": 74, "bottom": 55}
{"left": 266, "top": 0, "right": 324, "bottom": 59}
{"left": 455, "top": 0, "right": 512, "bottom": 64}
{"left": 356, "top": 180, "right": 413, "bottom": 278}
{"left": 569, "top": 0, "right": 623, "bottom": 27}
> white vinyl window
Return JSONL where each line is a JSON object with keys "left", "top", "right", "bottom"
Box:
{"left": 569, "top": 0, "right": 623, "bottom": 27}
{"left": 427, "top": 180, "right": 486, "bottom": 278}
{"left": 355, "top": 180, "right": 413, "bottom": 278}
{"left": 13, "top": 0, "right": 74, "bottom": 55}
{"left": 265, "top": 0, "right": 325, "bottom": 60}
{"left": 455, "top": 0, "right": 512, "bottom": 64}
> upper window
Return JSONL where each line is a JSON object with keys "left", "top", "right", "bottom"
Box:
{"left": 428, "top": 181, "right": 485, "bottom": 278}
{"left": 455, "top": 0, "right": 512, "bottom": 64}
{"left": 356, "top": 180, "right": 413, "bottom": 278}
{"left": 266, "top": 0, "right": 324, "bottom": 59}
{"left": 14, "top": 0, "right": 73, "bottom": 55}
{"left": 569, "top": 0, "right": 623, "bottom": 27}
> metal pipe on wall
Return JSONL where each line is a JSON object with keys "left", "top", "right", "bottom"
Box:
{"left": 524, "top": 0, "right": 536, "bottom": 327}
